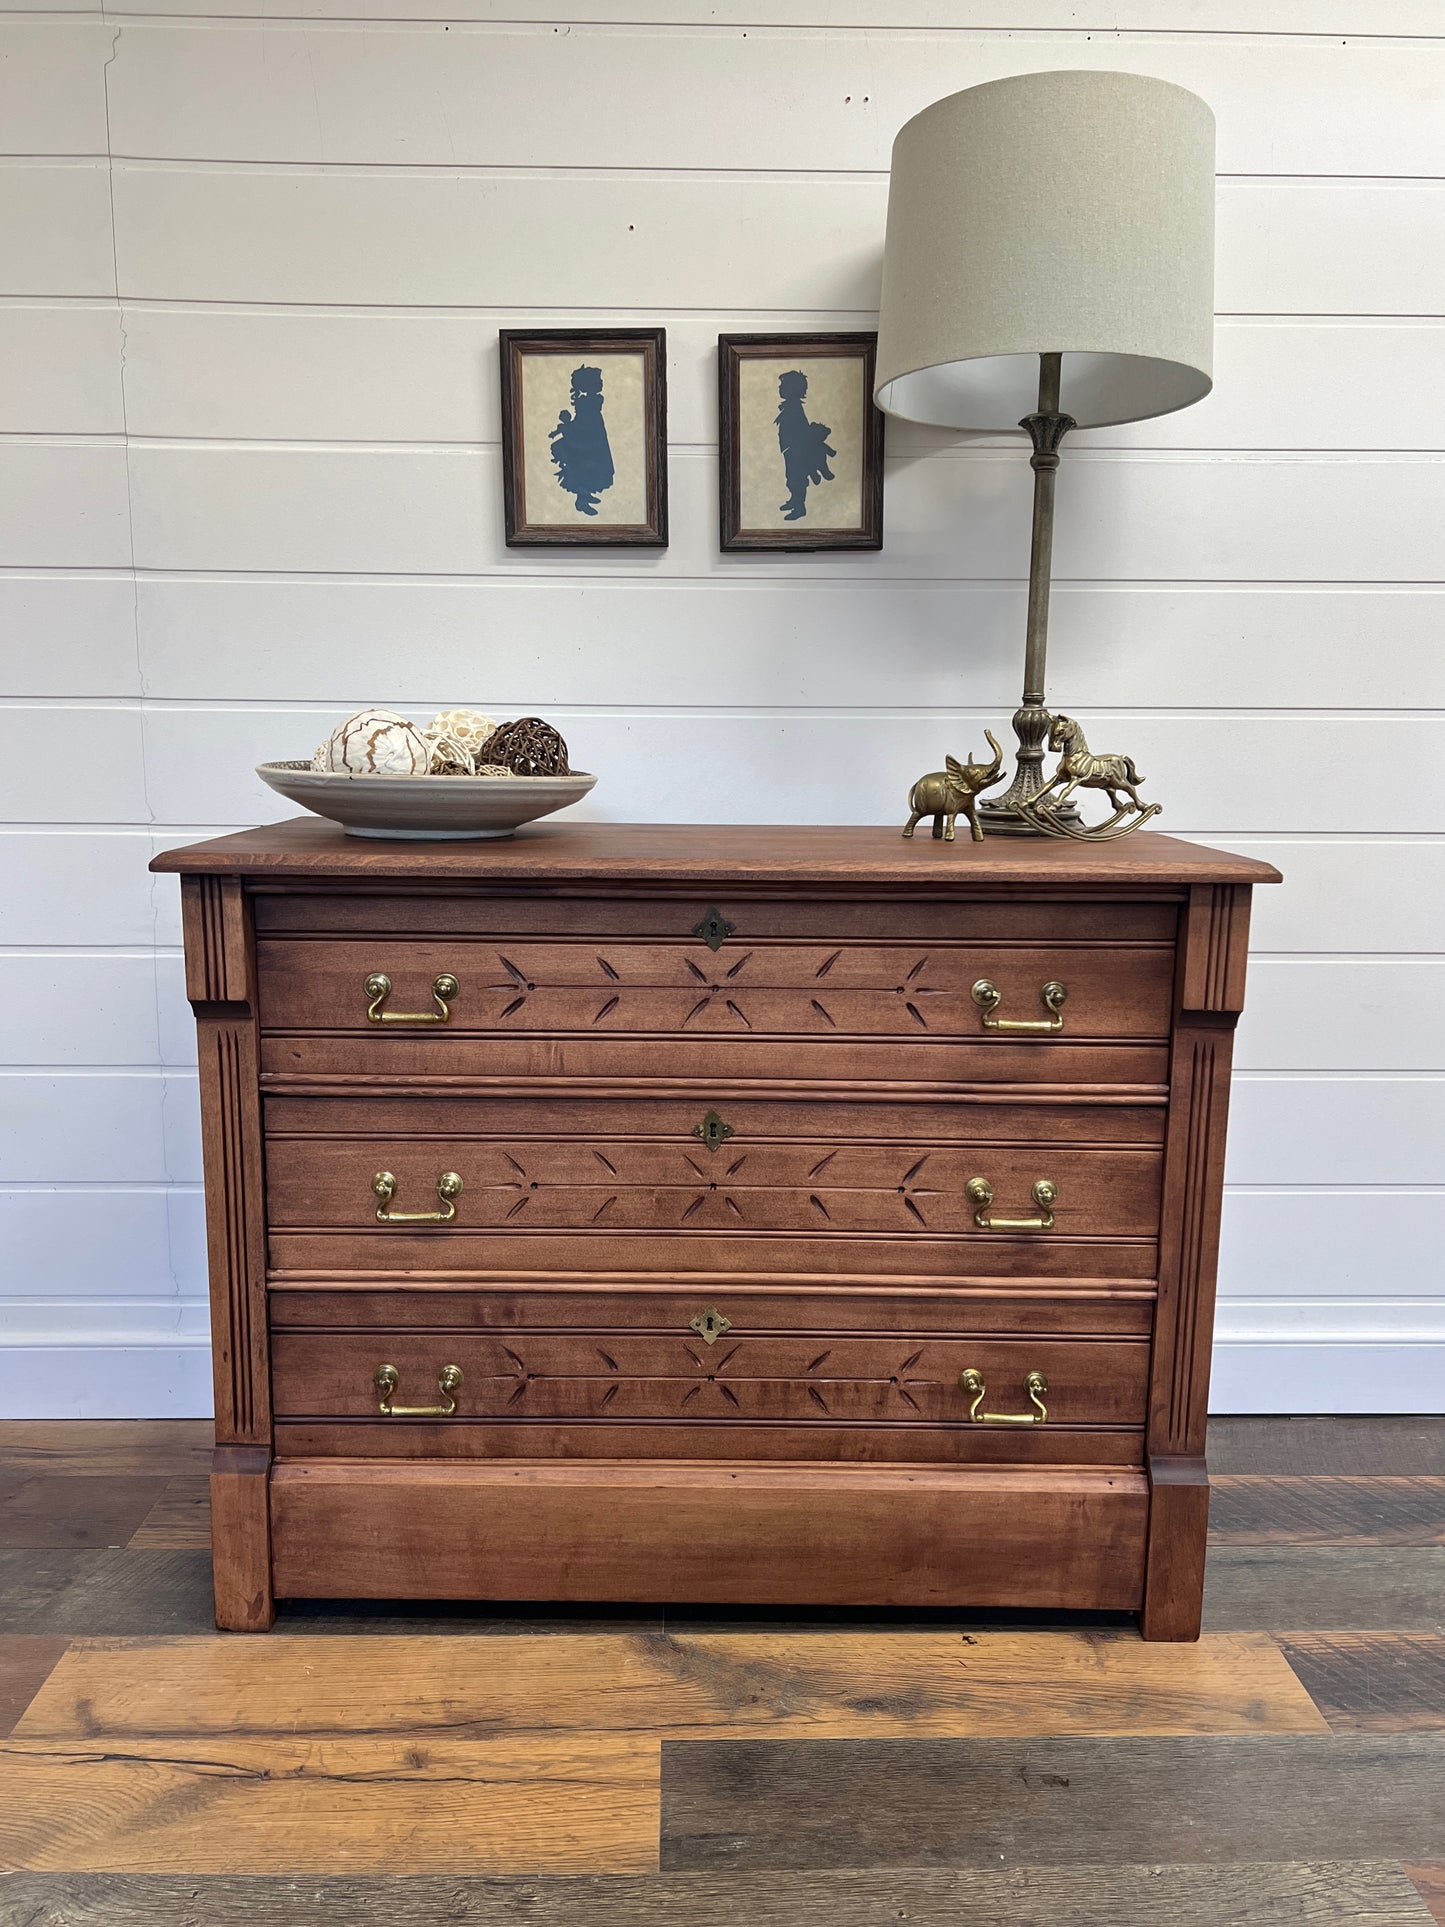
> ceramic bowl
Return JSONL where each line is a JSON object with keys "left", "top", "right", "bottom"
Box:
{"left": 256, "top": 761, "right": 598, "bottom": 839}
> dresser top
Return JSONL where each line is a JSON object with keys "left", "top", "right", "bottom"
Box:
{"left": 151, "top": 818, "right": 1280, "bottom": 887}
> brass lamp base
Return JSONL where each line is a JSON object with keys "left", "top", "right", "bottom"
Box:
{"left": 976, "top": 699, "right": 1080, "bottom": 836}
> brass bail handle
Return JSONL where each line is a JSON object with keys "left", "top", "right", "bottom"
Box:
{"left": 960, "top": 1368, "right": 1049, "bottom": 1425}
{"left": 374, "top": 1363, "right": 462, "bottom": 1417}
{"left": 972, "top": 979, "right": 1066, "bottom": 1032}
{"left": 365, "top": 972, "right": 458, "bottom": 1024}
{"left": 372, "top": 1170, "right": 463, "bottom": 1223}
{"left": 966, "top": 1176, "right": 1057, "bottom": 1231}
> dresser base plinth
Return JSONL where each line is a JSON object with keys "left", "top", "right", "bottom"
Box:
{"left": 268, "top": 1459, "right": 1148, "bottom": 1615}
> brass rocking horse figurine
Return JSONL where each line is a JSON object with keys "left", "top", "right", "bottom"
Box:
{"left": 1021, "top": 714, "right": 1163, "bottom": 840}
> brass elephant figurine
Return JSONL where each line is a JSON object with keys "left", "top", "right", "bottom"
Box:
{"left": 902, "top": 731, "right": 1005, "bottom": 843}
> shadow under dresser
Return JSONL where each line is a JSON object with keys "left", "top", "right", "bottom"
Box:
{"left": 150, "top": 819, "right": 1280, "bottom": 1638}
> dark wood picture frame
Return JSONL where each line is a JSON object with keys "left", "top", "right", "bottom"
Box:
{"left": 500, "top": 328, "right": 668, "bottom": 548}
{"left": 718, "top": 332, "right": 883, "bottom": 553}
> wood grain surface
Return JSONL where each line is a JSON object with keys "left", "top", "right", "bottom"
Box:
{"left": 1211, "top": 1476, "right": 1445, "bottom": 1544}
{"left": 0, "top": 1734, "right": 658, "bottom": 1875}
{"left": 1, "top": 1864, "right": 1432, "bottom": 1927}
{"left": 1203, "top": 1548, "right": 1445, "bottom": 1632}
{"left": 0, "top": 1637, "right": 68, "bottom": 1738}
{"left": 149, "top": 820, "right": 1282, "bottom": 887}
{"left": 1279, "top": 1633, "right": 1445, "bottom": 1731}
{"left": 12, "top": 1630, "right": 1324, "bottom": 1745}
{"left": 1407, "top": 1865, "right": 1445, "bottom": 1927}
{"left": 128, "top": 1476, "right": 212, "bottom": 1550}
{"left": 658, "top": 1733, "right": 1445, "bottom": 1871}
{"left": 1208, "top": 1418, "right": 1445, "bottom": 1477}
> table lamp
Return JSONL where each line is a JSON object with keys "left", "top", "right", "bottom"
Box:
{"left": 875, "top": 70, "right": 1216, "bottom": 837}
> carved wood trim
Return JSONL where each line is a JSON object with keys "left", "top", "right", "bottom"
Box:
{"left": 1179, "top": 884, "right": 1252, "bottom": 1017}
{"left": 182, "top": 875, "right": 252, "bottom": 1004}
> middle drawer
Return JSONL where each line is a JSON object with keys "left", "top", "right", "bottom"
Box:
{"left": 265, "top": 1094, "right": 1165, "bottom": 1282}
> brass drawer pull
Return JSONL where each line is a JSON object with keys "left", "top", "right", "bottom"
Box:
{"left": 372, "top": 1170, "right": 463, "bottom": 1223}
{"left": 972, "top": 978, "right": 1066, "bottom": 1031}
{"left": 374, "top": 1363, "right": 462, "bottom": 1417}
{"left": 365, "top": 971, "right": 458, "bottom": 1024}
{"left": 966, "top": 1176, "right": 1057, "bottom": 1230}
{"left": 960, "top": 1367, "right": 1048, "bottom": 1424}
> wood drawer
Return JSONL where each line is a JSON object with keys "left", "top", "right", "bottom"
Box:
{"left": 252, "top": 891, "right": 1179, "bottom": 945}
{"left": 254, "top": 934, "right": 1174, "bottom": 1088}
{"left": 263, "top": 1093, "right": 1162, "bottom": 1281}
{"left": 269, "top": 1284, "right": 1151, "bottom": 1466}
{"left": 274, "top": 1330, "right": 1147, "bottom": 1428}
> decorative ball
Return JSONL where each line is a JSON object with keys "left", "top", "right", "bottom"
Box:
{"left": 476, "top": 717, "right": 570, "bottom": 777}
{"left": 316, "top": 708, "right": 430, "bottom": 776}
{"left": 472, "top": 763, "right": 517, "bottom": 778}
{"left": 423, "top": 731, "right": 476, "bottom": 777}
{"left": 427, "top": 708, "right": 498, "bottom": 756}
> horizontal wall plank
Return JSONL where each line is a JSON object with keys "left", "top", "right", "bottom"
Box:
{"left": 1229, "top": 1076, "right": 1445, "bottom": 1186}
{"left": 0, "top": 443, "right": 131, "bottom": 568}
{"left": 136, "top": 705, "right": 1440, "bottom": 837}
{"left": 116, "top": 311, "right": 1445, "bottom": 455}
{"left": 0, "top": 19, "right": 108, "bottom": 158}
{"left": 104, "top": 24, "right": 1445, "bottom": 179}
{"left": 0, "top": 162, "right": 114, "bottom": 298}
{"left": 0, "top": 709, "right": 147, "bottom": 824}
{"left": 93, "top": 0, "right": 1445, "bottom": 30}
{"left": 125, "top": 445, "right": 1445, "bottom": 583}
{"left": 1219, "top": 1196, "right": 1445, "bottom": 1301}
{"left": 0, "top": 1190, "right": 204, "bottom": 1302}
{"left": 0, "top": 307, "right": 122, "bottom": 437}
{"left": 130, "top": 578, "right": 1445, "bottom": 714}
{"left": 1238, "top": 960, "right": 1445, "bottom": 1073}
{"left": 0, "top": 956, "right": 160, "bottom": 1067}
{"left": 0, "top": 577, "right": 139, "bottom": 698}
{"left": 0, "top": 1076, "right": 179, "bottom": 1186}
{"left": 1230, "top": 839, "right": 1445, "bottom": 956}
{"left": 110, "top": 167, "right": 1445, "bottom": 315}
{"left": 0, "top": 833, "right": 158, "bottom": 944}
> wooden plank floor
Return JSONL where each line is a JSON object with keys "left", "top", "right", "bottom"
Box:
{"left": 0, "top": 1417, "right": 1441, "bottom": 1925}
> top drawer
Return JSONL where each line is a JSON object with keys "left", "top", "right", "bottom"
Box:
{"left": 256, "top": 936, "right": 1174, "bottom": 1043}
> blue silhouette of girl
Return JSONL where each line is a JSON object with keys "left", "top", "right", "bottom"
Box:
{"left": 550, "top": 366, "right": 615, "bottom": 516}
{"left": 775, "top": 370, "right": 836, "bottom": 520}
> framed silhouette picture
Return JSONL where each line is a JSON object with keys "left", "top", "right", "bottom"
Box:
{"left": 718, "top": 333, "right": 883, "bottom": 552}
{"left": 500, "top": 328, "right": 668, "bottom": 547}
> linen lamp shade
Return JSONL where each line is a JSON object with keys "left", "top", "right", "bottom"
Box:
{"left": 874, "top": 70, "right": 1216, "bottom": 431}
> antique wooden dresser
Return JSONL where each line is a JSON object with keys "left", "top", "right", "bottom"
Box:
{"left": 152, "top": 820, "right": 1279, "bottom": 1638}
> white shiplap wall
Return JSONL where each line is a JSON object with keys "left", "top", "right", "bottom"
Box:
{"left": 2, "top": 3, "right": 1442, "bottom": 1417}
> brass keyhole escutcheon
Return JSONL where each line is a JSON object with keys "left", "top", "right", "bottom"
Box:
{"left": 689, "top": 1307, "right": 733, "bottom": 1346}
{"left": 691, "top": 1110, "right": 735, "bottom": 1154}
{"left": 691, "top": 907, "right": 736, "bottom": 952}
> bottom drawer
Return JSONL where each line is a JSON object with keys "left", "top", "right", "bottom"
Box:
{"left": 270, "top": 1324, "right": 1148, "bottom": 1466}
{"left": 270, "top": 1459, "right": 1148, "bottom": 1610}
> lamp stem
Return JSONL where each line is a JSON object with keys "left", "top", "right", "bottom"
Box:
{"left": 979, "top": 350, "right": 1080, "bottom": 834}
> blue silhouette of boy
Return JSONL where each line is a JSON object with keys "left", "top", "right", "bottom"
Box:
{"left": 775, "top": 369, "right": 836, "bottom": 520}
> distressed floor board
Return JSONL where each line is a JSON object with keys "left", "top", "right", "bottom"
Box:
{"left": 0, "top": 1637, "right": 69, "bottom": 1739}
{"left": 0, "top": 1863, "right": 1433, "bottom": 1927}
{"left": 0, "top": 1735, "right": 658, "bottom": 1876}
{"left": 658, "top": 1733, "right": 1445, "bottom": 1871}
{"left": 0, "top": 1474, "right": 169, "bottom": 1550}
{"left": 1204, "top": 1548, "right": 1445, "bottom": 1632}
{"left": 127, "top": 1476, "right": 212, "bottom": 1550}
{"left": 1406, "top": 1865, "right": 1445, "bottom": 1927}
{"left": 1209, "top": 1419, "right": 1445, "bottom": 1477}
{"left": 1210, "top": 1477, "right": 1445, "bottom": 1545}
{"left": 0, "top": 1550, "right": 217, "bottom": 1637}
{"left": 1281, "top": 1633, "right": 1445, "bottom": 1731}
{"left": 12, "top": 1630, "right": 1326, "bottom": 1745}
{"left": 0, "top": 1423, "right": 212, "bottom": 1480}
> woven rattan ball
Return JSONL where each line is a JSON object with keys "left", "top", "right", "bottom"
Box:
{"left": 476, "top": 717, "right": 570, "bottom": 777}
